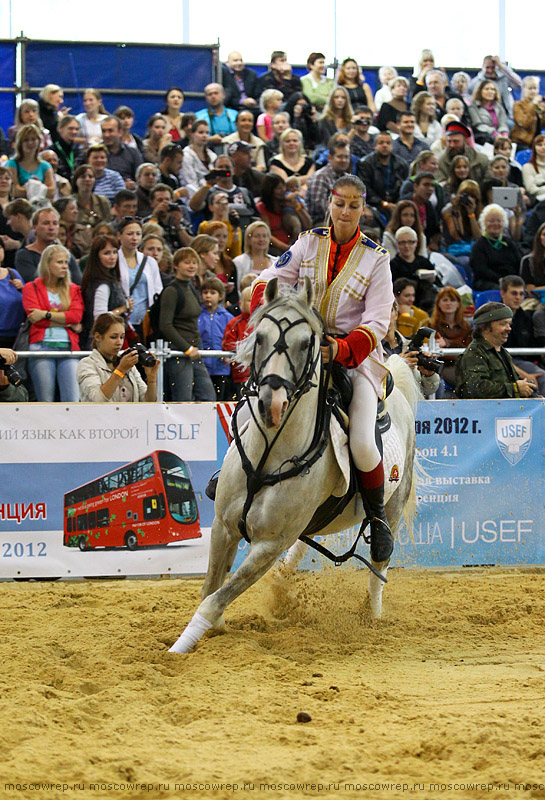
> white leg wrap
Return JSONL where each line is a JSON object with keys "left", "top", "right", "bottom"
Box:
{"left": 168, "top": 612, "right": 213, "bottom": 653}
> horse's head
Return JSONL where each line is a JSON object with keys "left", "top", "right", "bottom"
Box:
{"left": 248, "top": 278, "right": 321, "bottom": 429}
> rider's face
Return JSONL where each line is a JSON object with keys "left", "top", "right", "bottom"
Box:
{"left": 329, "top": 185, "right": 364, "bottom": 242}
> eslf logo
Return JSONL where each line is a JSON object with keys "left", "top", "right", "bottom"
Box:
{"left": 495, "top": 418, "right": 532, "bottom": 466}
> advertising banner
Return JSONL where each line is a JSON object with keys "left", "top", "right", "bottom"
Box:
{"left": 1, "top": 400, "right": 543, "bottom": 580}
{"left": 0, "top": 404, "right": 218, "bottom": 579}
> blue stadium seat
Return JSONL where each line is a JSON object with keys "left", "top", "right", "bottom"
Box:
{"left": 474, "top": 290, "right": 502, "bottom": 308}
{"left": 515, "top": 149, "right": 532, "bottom": 166}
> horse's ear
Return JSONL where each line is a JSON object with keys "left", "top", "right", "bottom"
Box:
{"left": 264, "top": 277, "right": 279, "bottom": 305}
{"left": 298, "top": 276, "right": 314, "bottom": 308}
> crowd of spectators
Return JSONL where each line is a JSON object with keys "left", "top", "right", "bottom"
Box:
{"left": 1, "top": 47, "right": 544, "bottom": 403}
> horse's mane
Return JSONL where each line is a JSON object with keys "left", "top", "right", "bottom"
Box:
{"left": 236, "top": 288, "right": 323, "bottom": 367}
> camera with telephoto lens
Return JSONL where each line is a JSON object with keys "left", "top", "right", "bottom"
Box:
{"left": 0, "top": 353, "right": 23, "bottom": 386}
{"left": 114, "top": 343, "right": 156, "bottom": 369}
{"left": 408, "top": 327, "right": 444, "bottom": 375}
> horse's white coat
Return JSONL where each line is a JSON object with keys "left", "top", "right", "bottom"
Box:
{"left": 169, "top": 283, "right": 417, "bottom": 652}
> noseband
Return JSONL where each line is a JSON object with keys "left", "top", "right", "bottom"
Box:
{"left": 251, "top": 312, "right": 321, "bottom": 403}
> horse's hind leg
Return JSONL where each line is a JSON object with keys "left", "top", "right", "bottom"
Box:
{"left": 169, "top": 538, "right": 284, "bottom": 653}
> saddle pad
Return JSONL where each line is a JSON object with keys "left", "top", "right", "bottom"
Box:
{"left": 331, "top": 415, "right": 405, "bottom": 502}
{"left": 330, "top": 413, "right": 350, "bottom": 497}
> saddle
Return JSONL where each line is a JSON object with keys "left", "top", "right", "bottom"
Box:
{"left": 298, "top": 366, "right": 394, "bottom": 539}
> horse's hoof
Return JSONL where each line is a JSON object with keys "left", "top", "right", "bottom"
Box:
{"left": 211, "top": 615, "right": 227, "bottom": 634}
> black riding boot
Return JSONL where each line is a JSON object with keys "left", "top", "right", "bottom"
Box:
{"left": 361, "top": 482, "right": 394, "bottom": 563}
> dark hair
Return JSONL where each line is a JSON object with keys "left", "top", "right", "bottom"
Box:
{"left": 499, "top": 274, "right": 524, "bottom": 291}
{"left": 91, "top": 312, "right": 125, "bottom": 346}
{"left": 161, "top": 86, "right": 185, "bottom": 115}
{"left": 393, "top": 277, "right": 417, "bottom": 294}
{"left": 331, "top": 174, "right": 365, "bottom": 197}
{"left": 81, "top": 236, "right": 121, "bottom": 295}
{"left": 530, "top": 134, "right": 545, "bottom": 171}
{"left": 150, "top": 183, "right": 173, "bottom": 200}
{"left": 118, "top": 216, "right": 143, "bottom": 234}
{"left": 71, "top": 164, "right": 96, "bottom": 192}
{"left": 328, "top": 133, "right": 351, "bottom": 154}
{"left": 58, "top": 114, "right": 79, "bottom": 130}
{"left": 5, "top": 198, "right": 34, "bottom": 219}
{"left": 270, "top": 50, "right": 286, "bottom": 64}
{"left": 201, "top": 275, "right": 226, "bottom": 298}
{"left": 396, "top": 110, "right": 415, "bottom": 123}
{"left": 113, "top": 190, "right": 137, "bottom": 207}
{"left": 481, "top": 176, "right": 503, "bottom": 203}
{"left": 114, "top": 105, "right": 134, "bottom": 118}
{"left": 159, "top": 144, "right": 182, "bottom": 162}
{"left": 414, "top": 171, "right": 435, "bottom": 185}
{"left": 306, "top": 52, "right": 325, "bottom": 69}
{"left": 446, "top": 154, "right": 470, "bottom": 195}
{"left": 386, "top": 200, "right": 424, "bottom": 251}
{"left": 101, "top": 115, "right": 122, "bottom": 131}
{"left": 52, "top": 197, "right": 76, "bottom": 217}
{"left": 529, "top": 222, "right": 545, "bottom": 284}
{"left": 260, "top": 173, "right": 285, "bottom": 212}
{"left": 181, "top": 112, "right": 197, "bottom": 129}
{"left": 146, "top": 113, "right": 167, "bottom": 131}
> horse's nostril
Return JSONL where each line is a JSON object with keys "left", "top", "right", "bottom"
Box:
{"left": 258, "top": 399, "right": 265, "bottom": 416}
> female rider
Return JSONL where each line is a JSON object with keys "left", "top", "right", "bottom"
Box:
{"left": 251, "top": 175, "right": 395, "bottom": 563}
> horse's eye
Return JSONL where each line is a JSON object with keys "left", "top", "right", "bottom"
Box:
{"left": 300, "top": 338, "right": 310, "bottom": 351}
{"left": 256, "top": 332, "right": 264, "bottom": 346}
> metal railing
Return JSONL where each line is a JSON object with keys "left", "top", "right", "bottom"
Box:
{"left": 13, "top": 343, "right": 545, "bottom": 402}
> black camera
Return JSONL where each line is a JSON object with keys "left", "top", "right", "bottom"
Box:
{"left": 168, "top": 201, "right": 182, "bottom": 211}
{"left": 408, "top": 327, "right": 444, "bottom": 376}
{"left": 205, "top": 169, "right": 231, "bottom": 181}
{"left": 458, "top": 193, "right": 471, "bottom": 207}
{"left": 114, "top": 343, "right": 156, "bottom": 369}
{"left": 0, "top": 353, "right": 23, "bottom": 386}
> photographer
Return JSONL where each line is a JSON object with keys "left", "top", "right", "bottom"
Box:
{"left": 144, "top": 183, "right": 192, "bottom": 251}
{"left": 189, "top": 155, "right": 257, "bottom": 222}
{"left": 382, "top": 302, "right": 441, "bottom": 397}
{"left": 0, "top": 349, "right": 28, "bottom": 402}
{"left": 77, "top": 312, "right": 159, "bottom": 402}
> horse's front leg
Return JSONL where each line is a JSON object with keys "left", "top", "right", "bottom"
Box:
{"left": 169, "top": 538, "right": 285, "bottom": 653}
{"left": 200, "top": 516, "right": 240, "bottom": 633}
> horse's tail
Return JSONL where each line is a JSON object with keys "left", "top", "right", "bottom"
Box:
{"left": 385, "top": 354, "right": 422, "bottom": 536}
{"left": 385, "top": 354, "right": 421, "bottom": 414}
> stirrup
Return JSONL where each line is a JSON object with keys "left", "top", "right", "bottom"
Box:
{"left": 205, "top": 471, "right": 220, "bottom": 501}
{"left": 369, "top": 517, "right": 394, "bottom": 563}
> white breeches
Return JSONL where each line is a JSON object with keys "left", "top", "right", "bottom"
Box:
{"left": 348, "top": 371, "right": 381, "bottom": 472}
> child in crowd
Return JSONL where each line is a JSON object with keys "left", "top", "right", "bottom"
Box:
{"left": 198, "top": 275, "right": 233, "bottom": 399}
{"left": 222, "top": 286, "right": 252, "bottom": 399}
{"left": 257, "top": 90, "right": 284, "bottom": 142}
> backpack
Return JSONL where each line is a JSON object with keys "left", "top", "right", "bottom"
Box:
{"left": 142, "top": 281, "right": 200, "bottom": 345}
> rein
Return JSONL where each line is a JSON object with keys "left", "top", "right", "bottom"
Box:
{"left": 233, "top": 309, "right": 332, "bottom": 543}
{"left": 230, "top": 303, "right": 387, "bottom": 583}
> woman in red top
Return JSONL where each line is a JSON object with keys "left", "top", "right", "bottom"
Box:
{"left": 22, "top": 244, "right": 83, "bottom": 401}
{"left": 429, "top": 286, "right": 472, "bottom": 387}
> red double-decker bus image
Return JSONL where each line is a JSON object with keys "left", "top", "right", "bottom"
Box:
{"left": 63, "top": 450, "right": 201, "bottom": 551}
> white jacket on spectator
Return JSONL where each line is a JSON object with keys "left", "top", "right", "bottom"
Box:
{"left": 118, "top": 250, "right": 162, "bottom": 308}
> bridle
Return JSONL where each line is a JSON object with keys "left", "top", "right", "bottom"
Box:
{"left": 232, "top": 305, "right": 333, "bottom": 543}
{"left": 250, "top": 310, "right": 321, "bottom": 403}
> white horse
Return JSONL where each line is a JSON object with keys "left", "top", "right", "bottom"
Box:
{"left": 169, "top": 278, "right": 419, "bottom": 653}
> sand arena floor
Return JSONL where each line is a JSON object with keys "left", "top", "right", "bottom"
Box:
{"left": 1, "top": 568, "right": 545, "bottom": 800}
